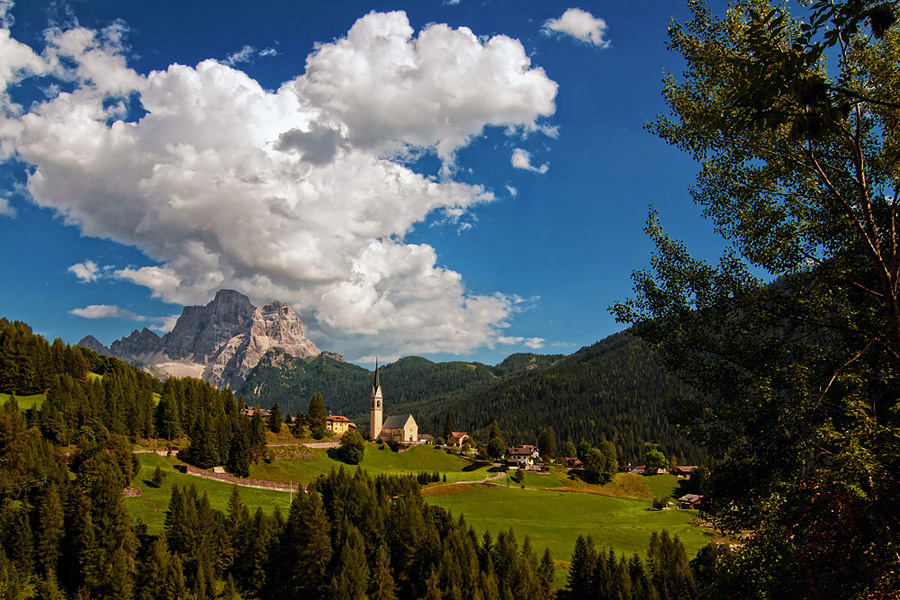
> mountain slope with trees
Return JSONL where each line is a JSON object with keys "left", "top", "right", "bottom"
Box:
{"left": 430, "top": 332, "right": 704, "bottom": 464}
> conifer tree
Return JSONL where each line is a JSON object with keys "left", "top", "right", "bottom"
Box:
{"left": 329, "top": 526, "right": 369, "bottom": 600}
{"left": 443, "top": 411, "right": 454, "bottom": 441}
{"left": 306, "top": 393, "right": 327, "bottom": 438}
{"left": 370, "top": 544, "right": 398, "bottom": 600}
{"left": 537, "top": 548, "right": 555, "bottom": 600}
{"left": 568, "top": 534, "right": 597, "bottom": 600}
{"left": 36, "top": 484, "right": 65, "bottom": 576}
{"left": 267, "top": 401, "right": 282, "bottom": 434}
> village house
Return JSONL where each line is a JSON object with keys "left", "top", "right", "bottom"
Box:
{"left": 446, "top": 431, "right": 470, "bottom": 446}
{"left": 674, "top": 465, "right": 698, "bottom": 478}
{"left": 507, "top": 445, "right": 540, "bottom": 467}
{"left": 325, "top": 414, "right": 353, "bottom": 436}
{"left": 678, "top": 494, "right": 703, "bottom": 510}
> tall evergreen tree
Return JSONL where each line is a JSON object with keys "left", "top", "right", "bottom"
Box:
{"left": 36, "top": 484, "right": 65, "bottom": 576}
{"left": 443, "top": 411, "right": 455, "bottom": 441}
{"left": 268, "top": 401, "right": 282, "bottom": 434}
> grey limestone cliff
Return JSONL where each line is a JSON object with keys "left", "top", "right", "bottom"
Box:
{"left": 97, "top": 290, "right": 321, "bottom": 388}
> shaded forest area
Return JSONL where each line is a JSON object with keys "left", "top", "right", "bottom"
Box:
{"left": 239, "top": 334, "right": 702, "bottom": 464}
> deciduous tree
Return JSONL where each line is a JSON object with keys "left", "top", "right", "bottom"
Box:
{"left": 614, "top": 0, "right": 900, "bottom": 595}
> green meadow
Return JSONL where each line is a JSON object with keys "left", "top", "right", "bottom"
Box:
{"left": 126, "top": 453, "right": 293, "bottom": 534}
{"left": 249, "top": 443, "right": 496, "bottom": 485}
{"left": 0, "top": 392, "right": 45, "bottom": 411}
{"left": 424, "top": 484, "right": 714, "bottom": 565}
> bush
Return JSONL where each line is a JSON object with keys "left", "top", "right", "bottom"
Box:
{"left": 652, "top": 496, "right": 668, "bottom": 510}
{"left": 336, "top": 430, "right": 366, "bottom": 465}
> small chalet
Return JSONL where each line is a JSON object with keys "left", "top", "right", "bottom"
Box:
{"left": 447, "top": 431, "right": 470, "bottom": 446}
{"left": 379, "top": 414, "right": 419, "bottom": 443}
{"left": 507, "top": 445, "right": 540, "bottom": 466}
{"left": 675, "top": 465, "right": 698, "bottom": 478}
{"left": 326, "top": 415, "right": 353, "bottom": 435}
{"left": 566, "top": 457, "right": 584, "bottom": 469}
{"left": 678, "top": 494, "right": 704, "bottom": 510}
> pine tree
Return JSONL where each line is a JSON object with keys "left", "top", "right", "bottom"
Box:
{"left": 537, "top": 548, "right": 555, "bottom": 600}
{"left": 268, "top": 401, "right": 282, "bottom": 434}
{"left": 568, "top": 535, "right": 597, "bottom": 600}
{"left": 443, "top": 411, "right": 455, "bottom": 441}
{"left": 329, "top": 526, "right": 369, "bottom": 600}
{"left": 370, "top": 544, "right": 398, "bottom": 600}
{"left": 36, "top": 484, "right": 65, "bottom": 576}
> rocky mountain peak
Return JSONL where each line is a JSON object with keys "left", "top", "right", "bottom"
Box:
{"left": 96, "top": 289, "right": 321, "bottom": 388}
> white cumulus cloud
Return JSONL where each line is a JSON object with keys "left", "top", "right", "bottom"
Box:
{"left": 1, "top": 9, "right": 558, "bottom": 359}
{"left": 543, "top": 8, "right": 610, "bottom": 48}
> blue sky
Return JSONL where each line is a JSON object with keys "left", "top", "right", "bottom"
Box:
{"left": 0, "top": 0, "right": 728, "bottom": 365}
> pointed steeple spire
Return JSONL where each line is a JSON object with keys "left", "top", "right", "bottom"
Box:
{"left": 373, "top": 357, "right": 381, "bottom": 391}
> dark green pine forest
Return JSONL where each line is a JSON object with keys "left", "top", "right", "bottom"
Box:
{"left": 240, "top": 333, "right": 703, "bottom": 464}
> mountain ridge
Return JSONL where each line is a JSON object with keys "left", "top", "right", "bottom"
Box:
{"left": 79, "top": 289, "right": 321, "bottom": 389}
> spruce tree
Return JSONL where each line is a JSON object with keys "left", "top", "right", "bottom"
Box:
{"left": 36, "top": 484, "right": 65, "bottom": 576}
{"left": 370, "top": 544, "right": 398, "bottom": 600}
{"left": 443, "top": 411, "right": 455, "bottom": 441}
{"left": 268, "top": 401, "right": 282, "bottom": 434}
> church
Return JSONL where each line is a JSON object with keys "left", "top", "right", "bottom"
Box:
{"left": 369, "top": 362, "right": 419, "bottom": 443}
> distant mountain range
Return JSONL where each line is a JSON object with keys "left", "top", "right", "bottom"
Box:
{"left": 79, "top": 289, "right": 321, "bottom": 389}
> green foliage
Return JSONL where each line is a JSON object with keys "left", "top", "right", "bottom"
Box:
{"left": 614, "top": 0, "right": 900, "bottom": 596}
{"left": 537, "top": 426, "right": 557, "bottom": 460}
{"left": 335, "top": 429, "right": 366, "bottom": 465}
{"left": 644, "top": 449, "right": 669, "bottom": 472}
{"left": 444, "top": 333, "right": 705, "bottom": 463}
{"left": 486, "top": 438, "right": 505, "bottom": 461}
{"left": 267, "top": 401, "right": 282, "bottom": 434}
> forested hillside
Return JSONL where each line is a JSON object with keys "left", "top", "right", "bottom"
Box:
{"left": 430, "top": 332, "right": 704, "bottom": 464}
{"left": 239, "top": 349, "right": 564, "bottom": 426}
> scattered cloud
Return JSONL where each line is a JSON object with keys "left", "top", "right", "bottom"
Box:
{"left": 543, "top": 8, "right": 610, "bottom": 48}
{"left": 70, "top": 304, "right": 140, "bottom": 320}
{"left": 506, "top": 185, "right": 518, "bottom": 197}
{"left": 224, "top": 44, "right": 256, "bottom": 65}
{"left": 496, "top": 335, "right": 545, "bottom": 349}
{"left": 511, "top": 148, "right": 549, "bottom": 174}
{"left": 0, "top": 10, "right": 558, "bottom": 359}
{"left": 224, "top": 45, "right": 280, "bottom": 66}
{"left": 68, "top": 304, "right": 179, "bottom": 332}
{"left": 0, "top": 195, "right": 14, "bottom": 217}
{"left": 68, "top": 260, "right": 100, "bottom": 282}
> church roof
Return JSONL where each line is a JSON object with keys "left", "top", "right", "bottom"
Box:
{"left": 382, "top": 414, "right": 416, "bottom": 429}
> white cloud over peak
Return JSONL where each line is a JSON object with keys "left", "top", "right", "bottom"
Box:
{"left": 543, "top": 8, "right": 610, "bottom": 48}
{"left": 1, "top": 9, "right": 558, "bottom": 359}
{"left": 511, "top": 148, "right": 549, "bottom": 174}
{"left": 69, "top": 304, "right": 179, "bottom": 332}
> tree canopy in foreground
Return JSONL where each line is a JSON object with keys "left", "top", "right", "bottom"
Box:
{"left": 615, "top": 0, "right": 900, "bottom": 597}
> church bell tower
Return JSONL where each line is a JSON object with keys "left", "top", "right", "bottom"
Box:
{"left": 370, "top": 360, "right": 383, "bottom": 441}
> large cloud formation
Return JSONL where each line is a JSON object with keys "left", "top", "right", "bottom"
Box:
{"left": 0, "top": 7, "right": 557, "bottom": 358}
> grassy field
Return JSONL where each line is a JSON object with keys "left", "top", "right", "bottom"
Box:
{"left": 249, "top": 443, "right": 496, "bottom": 485}
{"left": 0, "top": 392, "right": 45, "bottom": 411}
{"left": 125, "top": 454, "right": 291, "bottom": 534}
{"left": 424, "top": 483, "right": 714, "bottom": 566}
